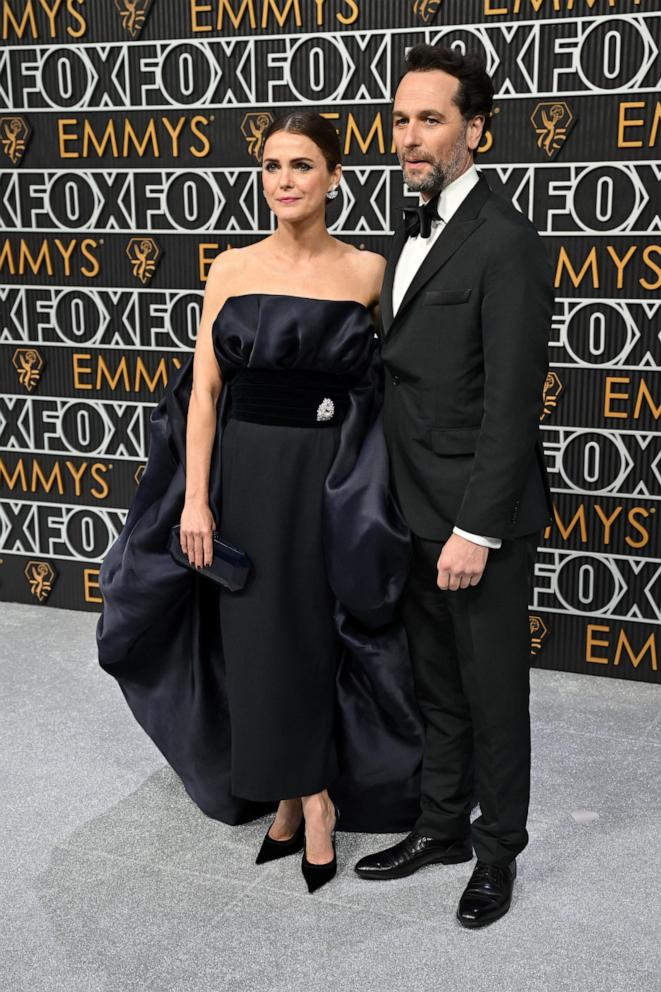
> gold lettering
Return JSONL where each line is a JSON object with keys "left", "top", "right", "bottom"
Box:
{"left": 190, "top": 0, "right": 213, "bottom": 31}
{"left": 80, "top": 238, "right": 100, "bottom": 277}
{"left": 20, "top": 240, "right": 53, "bottom": 276}
{"left": 57, "top": 118, "right": 79, "bottom": 159}
{"left": 344, "top": 112, "right": 386, "bottom": 156}
{"left": 586, "top": 624, "right": 610, "bottom": 665}
{"left": 551, "top": 504, "right": 588, "bottom": 543}
{"left": 0, "top": 240, "right": 15, "bottom": 274}
{"left": 31, "top": 460, "right": 64, "bottom": 494}
{"left": 38, "top": 0, "right": 64, "bottom": 38}
{"left": 555, "top": 245, "right": 599, "bottom": 289}
{"left": 67, "top": 0, "right": 86, "bottom": 37}
{"left": 604, "top": 377, "right": 660, "bottom": 420}
{"left": 632, "top": 378, "right": 661, "bottom": 420}
{"left": 0, "top": 457, "right": 28, "bottom": 490}
{"left": 617, "top": 101, "right": 645, "bottom": 148}
{"left": 641, "top": 245, "right": 661, "bottom": 291}
{"left": 606, "top": 244, "right": 637, "bottom": 290}
{"left": 614, "top": 630, "right": 657, "bottom": 672}
{"left": 593, "top": 504, "right": 622, "bottom": 544}
{"left": 485, "top": 0, "right": 640, "bottom": 15}
{"left": 122, "top": 118, "right": 158, "bottom": 157}
{"left": 83, "top": 567, "right": 102, "bottom": 604}
{"left": 199, "top": 243, "right": 220, "bottom": 282}
{"left": 513, "top": 0, "right": 556, "bottom": 12}
{"left": 95, "top": 355, "right": 131, "bottom": 392}
{"left": 161, "top": 116, "right": 186, "bottom": 157}
{"left": 650, "top": 102, "right": 661, "bottom": 148}
{"left": 84, "top": 119, "right": 119, "bottom": 158}
{"left": 337, "top": 0, "right": 358, "bottom": 23}
{"left": 59, "top": 117, "right": 212, "bottom": 161}
{"left": 478, "top": 130, "right": 493, "bottom": 155}
{"left": 604, "top": 376, "right": 630, "bottom": 419}
{"left": 54, "top": 237, "right": 77, "bottom": 276}
{"left": 626, "top": 508, "right": 651, "bottom": 550}
{"left": 134, "top": 356, "right": 169, "bottom": 393}
{"left": 261, "top": 0, "right": 302, "bottom": 28}
{"left": 90, "top": 463, "right": 110, "bottom": 500}
{"left": 65, "top": 459, "right": 87, "bottom": 496}
{"left": 2, "top": 1, "right": 38, "bottom": 39}
{"left": 216, "top": 0, "right": 257, "bottom": 29}
{"left": 190, "top": 115, "right": 211, "bottom": 158}
{"left": 73, "top": 353, "right": 93, "bottom": 390}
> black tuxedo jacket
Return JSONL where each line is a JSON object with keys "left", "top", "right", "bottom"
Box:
{"left": 380, "top": 171, "right": 554, "bottom": 542}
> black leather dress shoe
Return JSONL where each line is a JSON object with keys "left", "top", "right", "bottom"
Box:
{"left": 457, "top": 860, "right": 517, "bottom": 928}
{"left": 354, "top": 832, "right": 473, "bottom": 880}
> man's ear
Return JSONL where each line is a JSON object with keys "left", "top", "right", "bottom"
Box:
{"left": 467, "top": 115, "right": 485, "bottom": 152}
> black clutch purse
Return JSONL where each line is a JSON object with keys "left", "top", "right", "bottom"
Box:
{"left": 168, "top": 525, "right": 252, "bottom": 592}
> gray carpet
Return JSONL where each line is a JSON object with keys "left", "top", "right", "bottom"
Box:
{"left": 2, "top": 602, "right": 659, "bottom": 992}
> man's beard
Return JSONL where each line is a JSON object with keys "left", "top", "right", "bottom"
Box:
{"left": 400, "top": 128, "right": 468, "bottom": 195}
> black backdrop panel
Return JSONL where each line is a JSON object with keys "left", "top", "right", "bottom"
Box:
{"left": 1, "top": 0, "right": 659, "bottom": 683}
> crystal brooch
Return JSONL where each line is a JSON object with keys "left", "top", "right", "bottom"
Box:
{"left": 316, "top": 398, "right": 335, "bottom": 422}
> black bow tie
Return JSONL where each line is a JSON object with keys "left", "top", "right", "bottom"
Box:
{"left": 403, "top": 193, "right": 441, "bottom": 239}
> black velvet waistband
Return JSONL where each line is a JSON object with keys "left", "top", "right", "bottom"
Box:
{"left": 228, "top": 368, "right": 353, "bottom": 428}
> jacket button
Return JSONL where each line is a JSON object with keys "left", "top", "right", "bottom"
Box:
{"left": 391, "top": 375, "right": 400, "bottom": 385}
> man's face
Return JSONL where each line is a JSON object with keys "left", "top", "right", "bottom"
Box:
{"left": 392, "top": 70, "right": 484, "bottom": 198}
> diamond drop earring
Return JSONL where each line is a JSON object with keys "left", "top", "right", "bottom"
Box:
{"left": 326, "top": 186, "right": 339, "bottom": 200}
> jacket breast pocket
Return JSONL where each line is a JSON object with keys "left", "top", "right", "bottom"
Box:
{"left": 429, "top": 426, "right": 480, "bottom": 456}
{"left": 424, "top": 289, "right": 472, "bottom": 306}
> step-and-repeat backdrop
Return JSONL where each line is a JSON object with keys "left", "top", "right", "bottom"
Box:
{"left": 0, "top": 0, "right": 659, "bottom": 683}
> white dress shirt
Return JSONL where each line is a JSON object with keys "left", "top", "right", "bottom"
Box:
{"left": 392, "top": 164, "right": 501, "bottom": 550}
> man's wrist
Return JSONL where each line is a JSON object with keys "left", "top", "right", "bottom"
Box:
{"left": 453, "top": 526, "right": 502, "bottom": 550}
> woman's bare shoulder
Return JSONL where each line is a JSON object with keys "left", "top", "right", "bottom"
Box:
{"left": 339, "top": 245, "right": 386, "bottom": 303}
{"left": 339, "top": 244, "right": 386, "bottom": 277}
{"left": 206, "top": 244, "right": 257, "bottom": 285}
{"left": 360, "top": 248, "right": 387, "bottom": 278}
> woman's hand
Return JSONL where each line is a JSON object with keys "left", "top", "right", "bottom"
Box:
{"left": 180, "top": 501, "right": 216, "bottom": 569}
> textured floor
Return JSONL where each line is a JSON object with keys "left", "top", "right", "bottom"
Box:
{"left": 1, "top": 602, "right": 660, "bottom": 992}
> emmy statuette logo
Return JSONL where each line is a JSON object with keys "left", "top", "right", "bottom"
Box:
{"left": 413, "top": 0, "right": 444, "bottom": 23}
{"left": 241, "top": 113, "right": 274, "bottom": 161}
{"left": 12, "top": 348, "right": 45, "bottom": 392}
{"left": 126, "top": 238, "right": 161, "bottom": 285}
{"left": 541, "top": 371, "right": 564, "bottom": 422}
{"left": 0, "top": 116, "right": 30, "bottom": 166}
{"left": 25, "top": 561, "right": 57, "bottom": 603}
{"left": 529, "top": 615, "right": 550, "bottom": 656}
{"left": 114, "top": 0, "right": 154, "bottom": 39}
{"left": 530, "top": 102, "right": 576, "bottom": 160}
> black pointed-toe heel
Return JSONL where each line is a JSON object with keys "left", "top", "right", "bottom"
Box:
{"left": 301, "top": 807, "right": 339, "bottom": 894}
{"left": 255, "top": 817, "right": 305, "bottom": 865}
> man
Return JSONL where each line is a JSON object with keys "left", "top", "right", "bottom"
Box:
{"left": 355, "top": 45, "right": 554, "bottom": 928}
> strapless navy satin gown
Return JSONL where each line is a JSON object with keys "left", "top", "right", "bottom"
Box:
{"left": 97, "top": 294, "right": 423, "bottom": 831}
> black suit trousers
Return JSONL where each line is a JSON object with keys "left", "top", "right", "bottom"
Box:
{"left": 401, "top": 532, "right": 539, "bottom": 865}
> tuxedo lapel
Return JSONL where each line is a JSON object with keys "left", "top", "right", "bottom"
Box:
{"left": 396, "top": 217, "right": 485, "bottom": 319}
{"left": 384, "top": 173, "right": 492, "bottom": 335}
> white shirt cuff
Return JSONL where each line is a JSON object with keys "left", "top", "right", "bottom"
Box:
{"left": 453, "top": 527, "right": 502, "bottom": 550}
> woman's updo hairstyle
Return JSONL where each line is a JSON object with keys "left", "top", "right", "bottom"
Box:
{"left": 261, "top": 111, "right": 342, "bottom": 204}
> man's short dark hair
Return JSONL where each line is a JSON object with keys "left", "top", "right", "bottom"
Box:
{"left": 398, "top": 45, "right": 495, "bottom": 135}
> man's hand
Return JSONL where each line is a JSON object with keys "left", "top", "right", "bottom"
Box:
{"left": 437, "top": 534, "right": 489, "bottom": 591}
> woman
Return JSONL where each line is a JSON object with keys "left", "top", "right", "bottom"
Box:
{"left": 97, "top": 111, "right": 422, "bottom": 893}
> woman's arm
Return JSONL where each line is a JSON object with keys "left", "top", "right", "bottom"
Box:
{"left": 365, "top": 251, "right": 386, "bottom": 330}
{"left": 180, "top": 254, "right": 228, "bottom": 569}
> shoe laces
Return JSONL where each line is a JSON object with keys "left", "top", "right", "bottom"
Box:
{"left": 467, "top": 861, "right": 510, "bottom": 893}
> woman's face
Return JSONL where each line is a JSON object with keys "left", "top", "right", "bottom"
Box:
{"left": 262, "top": 131, "right": 341, "bottom": 223}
